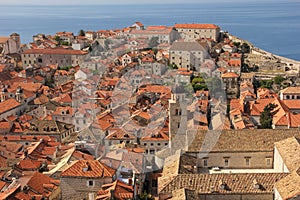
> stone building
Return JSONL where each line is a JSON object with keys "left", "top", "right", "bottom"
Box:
{"left": 174, "top": 23, "right": 221, "bottom": 42}
{"left": 0, "top": 33, "right": 21, "bottom": 55}
{"left": 221, "top": 71, "right": 239, "bottom": 99}
{"left": 157, "top": 151, "right": 288, "bottom": 200}
{"left": 170, "top": 41, "right": 207, "bottom": 70}
{"left": 279, "top": 86, "right": 300, "bottom": 100}
{"left": 21, "top": 48, "right": 88, "bottom": 67}
{"left": 129, "top": 26, "right": 180, "bottom": 44}
{"left": 186, "top": 129, "right": 300, "bottom": 170}
{"left": 60, "top": 160, "right": 116, "bottom": 200}
{"left": 24, "top": 120, "right": 75, "bottom": 143}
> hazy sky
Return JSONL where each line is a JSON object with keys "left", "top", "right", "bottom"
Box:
{"left": 0, "top": 0, "right": 288, "bottom": 5}
{"left": 0, "top": 0, "right": 198, "bottom": 5}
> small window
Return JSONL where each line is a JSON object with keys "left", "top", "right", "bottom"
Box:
{"left": 245, "top": 158, "right": 250, "bottom": 166}
{"left": 151, "top": 143, "right": 154, "bottom": 146}
{"left": 165, "top": 143, "right": 168, "bottom": 146}
{"left": 144, "top": 143, "right": 147, "bottom": 146}
{"left": 157, "top": 143, "right": 161, "bottom": 146}
{"left": 266, "top": 158, "right": 271, "bottom": 166}
{"left": 224, "top": 159, "right": 229, "bottom": 167}
{"left": 203, "top": 159, "right": 208, "bottom": 167}
{"left": 87, "top": 180, "right": 94, "bottom": 187}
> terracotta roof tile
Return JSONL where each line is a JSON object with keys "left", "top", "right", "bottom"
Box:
{"left": 26, "top": 172, "right": 59, "bottom": 198}
{"left": 221, "top": 72, "right": 239, "bottom": 78}
{"left": 188, "top": 129, "right": 300, "bottom": 152}
{"left": 280, "top": 86, "right": 300, "bottom": 94}
{"left": 23, "top": 48, "right": 88, "bottom": 55}
{"left": 61, "top": 160, "right": 115, "bottom": 178}
{"left": 159, "top": 173, "right": 288, "bottom": 195}
{"left": 275, "top": 171, "right": 300, "bottom": 200}
{"left": 96, "top": 180, "right": 134, "bottom": 200}
{"left": 0, "top": 99, "right": 21, "bottom": 114}
{"left": 275, "top": 137, "right": 300, "bottom": 172}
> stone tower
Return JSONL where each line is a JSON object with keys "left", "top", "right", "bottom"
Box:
{"left": 15, "top": 87, "right": 24, "bottom": 103}
{"left": 168, "top": 86, "right": 188, "bottom": 146}
{"left": 10, "top": 33, "right": 21, "bottom": 51}
{"left": 0, "top": 87, "right": 8, "bottom": 102}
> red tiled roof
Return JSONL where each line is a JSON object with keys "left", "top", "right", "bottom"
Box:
{"left": 282, "top": 100, "right": 300, "bottom": 110}
{"left": 96, "top": 180, "right": 134, "bottom": 200}
{"left": 289, "top": 113, "right": 300, "bottom": 128}
{"left": 221, "top": 72, "right": 239, "bottom": 78}
{"left": 17, "top": 159, "right": 42, "bottom": 170}
{"left": 61, "top": 160, "right": 115, "bottom": 178}
{"left": 72, "top": 151, "right": 95, "bottom": 160}
{"left": 174, "top": 23, "right": 219, "bottom": 29}
{"left": 23, "top": 48, "right": 88, "bottom": 55}
{"left": 106, "top": 129, "right": 135, "bottom": 140}
{"left": 0, "top": 99, "right": 21, "bottom": 114}
{"left": 26, "top": 172, "right": 59, "bottom": 198}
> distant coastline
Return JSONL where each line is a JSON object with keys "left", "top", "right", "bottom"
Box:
{"left": 0, "top": 2, "right": 299, "bottom": 60}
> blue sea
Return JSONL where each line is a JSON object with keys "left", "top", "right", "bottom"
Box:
{"left": 0, "top": 1, "right": 300, "bottom": 60}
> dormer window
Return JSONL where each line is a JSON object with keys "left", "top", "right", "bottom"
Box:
{"left": 253, "top": 179, "right": 261, "bottom": 189}
{"left": 219, "top": 180, "right": 227, "bottom": 190}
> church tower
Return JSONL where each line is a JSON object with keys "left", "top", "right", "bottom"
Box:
{"left": 0, "top": 87, "right": 8, "bottom": 102}
{"left": 15, "top": 87, "right": 24, "bottom": 103}
{"left": 168, "top": 86, "right": 188, "bottom": 147}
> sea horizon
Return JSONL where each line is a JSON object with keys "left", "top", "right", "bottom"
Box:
{"left": 0, "top": 1, "right": 299, "bottom": 60}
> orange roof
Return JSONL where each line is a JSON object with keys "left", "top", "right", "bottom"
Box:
{"left": 23, "top": 48, "right": 88, "bottom": 55}
{"left": 72, "top": 151, "right": 95, "bottom": 160}
{"left": 147, "top": 25, "right": 168, "bottom": 30}
{"left": 0, "top": 37, "right": 9, "bottom": 44}
{"left": 174, "top": 23, "right": 219, "bottom": 29}
{"left": 0, "top": 121, "right": 11, "bottom": 129}
{"left": 195, "top": 90, "right": 209, "bottom": 97}
{"left": 97, "top": 180, "right": 134, "bottom": 200}
{"left": 52, "top": 106, "right": 75, "bottom": 115}
{"left": 135, "top": 22, "right": 144, "bottom": 26}
{"left": 280, "top": 86, "right": 300, "bottom": 94}
{"left": 257, "top": 88, "right": 276, "bottom": 99}
{"left": 61, "top": 160, "right": 115, "bottom": 178}
{"left": 17, "top": 159, "right": 42, "bottom": 170}
{"left": 221, "top": 72, "right": 239, "bottom": 78}
{"left": 230, "top": 99, "right": 243, "bottom": 112}
{"left": 142, "top": 130, "right": 169, "bottom": 141}
{"left": 0, "top": 99, "right": 21, "bottom": 114}
{"left": 228, "top": 59, "right": 241, "bottom": 67}
{"left": 106, "top": 129, "right": 135, "bottom": 140}
{"left": 282, "top": 100, "right": 300, "bottom": 110}
{"left": 26, "top": 172, "right": 60, "bottom": 198}
{"left": 289, "top": 113, "right": 300, "bottom": 128}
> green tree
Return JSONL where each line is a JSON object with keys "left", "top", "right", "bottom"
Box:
{"left": 192, "top": 77, "right": 208, "bottom": 91}
{"left": 54, "top": 36, "right": 60, "bottom": 42}
{"left": 274, "top": 76, "right": 285, "bottom": 85}
{"left": 169, "top": 63, "right": 178, "bottom": 69}
{"left": 260, "top": 80, "right": 273, "bottom": 89}
{"left": 78, "top": 29, "right": 85, "bottom": 36}
{"left": 241, "top": 42, "right": 250, "bottom": 53}
{"left": 140, "top": 191, "right": 154, "bottom": 200}
{"left": 260, "top": 103, "right": 279, "bottom": 129}
{"left": 233, "top": 42, "right": 241, "bottom": 47}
